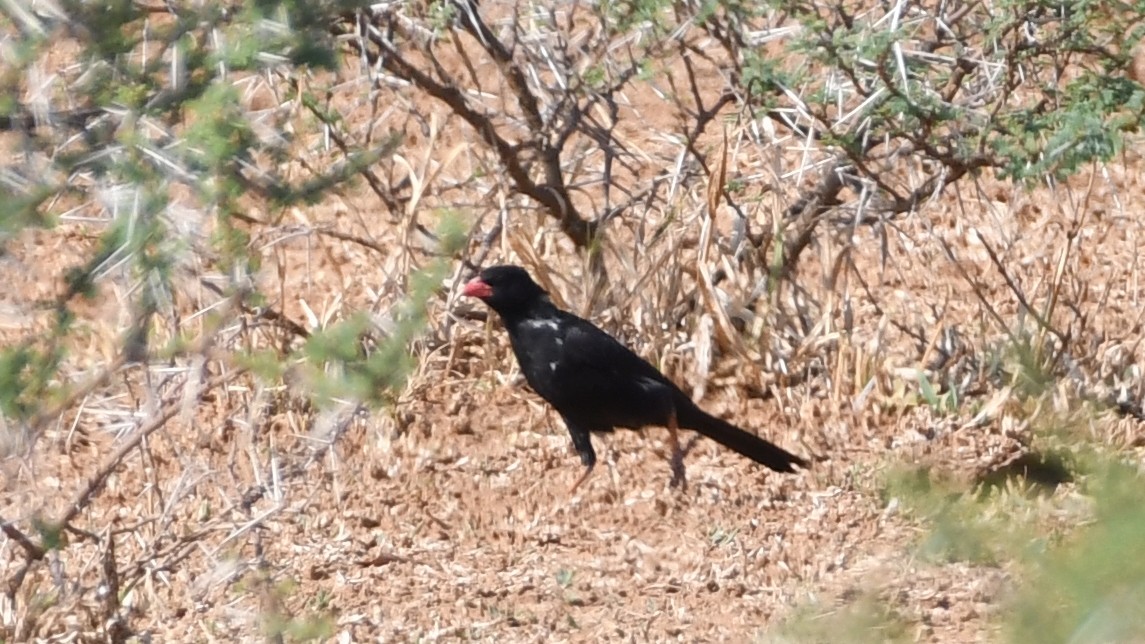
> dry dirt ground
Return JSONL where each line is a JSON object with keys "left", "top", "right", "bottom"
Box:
{"left": 2, "top": 9, "right": 1145, "bottom": 644}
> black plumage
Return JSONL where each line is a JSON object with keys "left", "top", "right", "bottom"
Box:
{"left": 462, "top": 264, "right": 808, "bottom": 490}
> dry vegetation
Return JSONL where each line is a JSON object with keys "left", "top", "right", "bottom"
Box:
{"left": 1, "top": 1, "right": 1144, "bottom": 642}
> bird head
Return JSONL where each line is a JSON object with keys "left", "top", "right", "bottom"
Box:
{"left": 462, "top": 265, "right": 548, "bottom": 315}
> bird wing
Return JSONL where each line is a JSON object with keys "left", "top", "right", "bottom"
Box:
{"left": 557, "top": 315, "right": 670, "bottom": 385}
{"left": 542, "top": 314, "right": 680, "bottom": 429}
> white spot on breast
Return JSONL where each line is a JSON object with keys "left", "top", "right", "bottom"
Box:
{"left": 524, "top": 318, "right": 560, "bottom": 332}
{"left": 549, "top": 361, "right": 559, "bottom": 372}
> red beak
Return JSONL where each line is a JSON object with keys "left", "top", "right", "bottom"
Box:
{"left": 462, "top": 277, "right": 493, "bottom": 298}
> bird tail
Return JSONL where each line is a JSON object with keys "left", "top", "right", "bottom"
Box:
{"left": 676, "top": 401, "right": 808, "bottom": 473}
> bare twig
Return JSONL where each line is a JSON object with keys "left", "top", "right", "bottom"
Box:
{"left": 57, "top": 368, "right": 248, "bottom": 527}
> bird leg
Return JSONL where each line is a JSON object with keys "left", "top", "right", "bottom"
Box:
{"left": 681, "top": 434, "right": 702, "bottom": 458}
{"left": 564, "top": 417, "right": 597, "bottom": 494}
{"left": 569, "top": 464, "right": 595, "bottom": 494}
{"left": 667, "top": 410, "right": 687, "bottom": 490}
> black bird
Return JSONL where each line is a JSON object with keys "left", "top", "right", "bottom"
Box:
{"left": 462, "top": 264, "right": 808, "bottom": 491}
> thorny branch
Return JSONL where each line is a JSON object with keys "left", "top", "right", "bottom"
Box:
{"left": 4, "top": 368, "right": 246, "bottom": 602}
{"left": 335, "top": 4, "right": 605, "bottom": 248}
